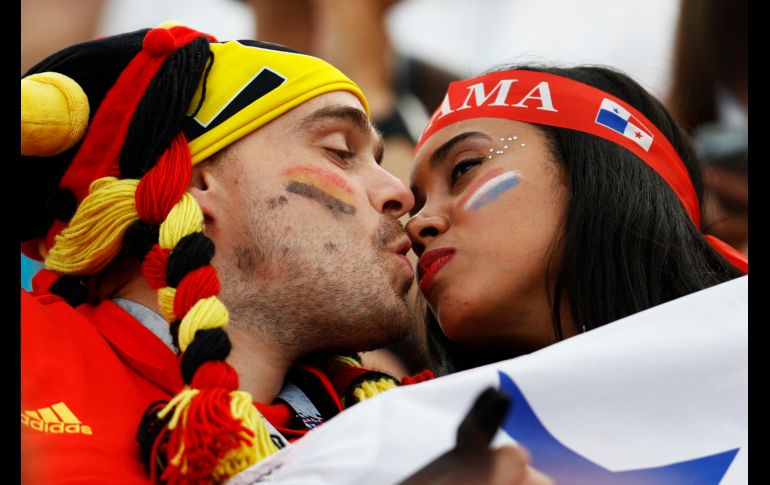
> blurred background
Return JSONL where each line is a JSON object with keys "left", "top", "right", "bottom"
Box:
{"left": 21, "top": 0, "right": 747, "bottom": 374}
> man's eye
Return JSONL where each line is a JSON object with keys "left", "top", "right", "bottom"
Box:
{"left": 450, "top": 157, "right": 484, "bottom": 186}
{"left": 326, "top": 148, "right": 355, "bottom": 166}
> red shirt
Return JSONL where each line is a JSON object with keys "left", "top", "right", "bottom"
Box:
{"left": 22, "top": 287, "right": 182, "bottom": 483}
{"left": 21, "top": 274, "right": 342, "bottom": 483}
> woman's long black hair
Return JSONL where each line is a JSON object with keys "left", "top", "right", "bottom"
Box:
{"left": 424, "top": 65, "right": 744, "bottom": 375}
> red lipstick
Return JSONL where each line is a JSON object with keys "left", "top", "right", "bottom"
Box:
{"left": 418, "top": 248, "right": 456, "bottom": 293}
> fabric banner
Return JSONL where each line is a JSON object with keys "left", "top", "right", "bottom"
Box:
{"left": 229, "top": 276, "right": 748, "bottom": 484}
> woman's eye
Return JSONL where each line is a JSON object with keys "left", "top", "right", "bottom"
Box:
{"left": 451, "top": 157, "right": 484, "bottom": 186}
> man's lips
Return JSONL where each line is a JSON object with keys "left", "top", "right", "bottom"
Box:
{"left": 389, "top": 239, "right": 414, "bottom": 273}
{"left": 417, "top": 248, "right": 456, "bottom": 292}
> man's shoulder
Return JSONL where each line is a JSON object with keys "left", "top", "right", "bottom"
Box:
{"left": 21, "top": 289, "right": 177, "bottom": 484}
{"left": 22, "top": 288, "right": 93, "bottom": 339}
{"left": 21, "top": 288, "right": 122, "bottom": 339}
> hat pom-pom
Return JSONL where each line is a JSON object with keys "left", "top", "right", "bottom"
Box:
{"left": 143, "top": 28, "right": 177, "bottom": 58}
{"left": 21, "top": 72, "right": 89, "bottom": 157}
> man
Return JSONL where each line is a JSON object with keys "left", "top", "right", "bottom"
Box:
{"left": 193, "top": 91, "right": 415, "bottom": 403}
{"left": 21, "top": 24, "right": 544, "bottom": 484}
{"left": 21, "top": 22, "right": 415, "bottom": 483}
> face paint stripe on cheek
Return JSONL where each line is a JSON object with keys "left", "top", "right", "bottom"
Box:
{"left": 464, "top": 170, "right": 521, "bottom": 211}
{"left": 284, "top": 166, "right": 355, "bottom": 201}
{"left": 456, "top": 166, "right": 507, "bottom": 208}
{"left": 286, "top": 181, "right": 356, "bottom": 215}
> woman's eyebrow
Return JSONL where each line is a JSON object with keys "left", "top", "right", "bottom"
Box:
{"left": 429, "top": 131, "right": 491, "bottom": 167}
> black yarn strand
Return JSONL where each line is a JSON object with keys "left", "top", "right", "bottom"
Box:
{"left": 119, "top": 36, "right": 211, "bottom": 179}
{"left": 180, "top": 328, "right": 232, "bottom": 384}
{"left": 166, "top": 232, "right": 215, "bottom": 287}
{"left": 188, "top": 50, "right": 214, "bottom": 119}
{"left": 123, "top": 221, "right": 160, "bottom": 257}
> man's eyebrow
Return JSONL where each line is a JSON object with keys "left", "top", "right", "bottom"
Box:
{"left": 296, "top": 104, "right": 384, "bottom": 163}
{"left": 429, "top": 131, "right": 490, "bottom": 167}
{"left": 297, "top": 105, "right": 371, "bottom": 134}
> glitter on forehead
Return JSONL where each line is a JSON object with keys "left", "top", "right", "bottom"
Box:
{"left": 485, "top": 134, "right": 525, "bottom": 161}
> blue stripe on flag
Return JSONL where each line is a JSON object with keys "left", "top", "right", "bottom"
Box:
{"left": 498, "top": 371, "right": 739, "bottom": 484}
{"left": 596, "top": 109, "right": 628, "bottom": 134}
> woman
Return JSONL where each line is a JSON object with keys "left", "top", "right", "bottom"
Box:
{"left": 405, "top": 65, "right": 747, "bottom": 373}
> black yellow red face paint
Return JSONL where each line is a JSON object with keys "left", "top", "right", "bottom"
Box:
{"left": 284, "top": 166, "right": 356, "bottom": 215}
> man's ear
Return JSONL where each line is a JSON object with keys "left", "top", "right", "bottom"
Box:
{"left": 188, "top": 163, "right": 222, "bottom": 223}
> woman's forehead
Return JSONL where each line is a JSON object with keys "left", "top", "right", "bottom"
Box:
{"left": 411, "top": 119, "right": 539, "bottom": 176}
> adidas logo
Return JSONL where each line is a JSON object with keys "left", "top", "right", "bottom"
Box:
{"left": 21, "top": 402, "right": 92, "bottom": 435}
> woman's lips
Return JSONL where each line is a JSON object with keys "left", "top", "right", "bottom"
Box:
{"left": 417, "top": 248, "right": 456, "bottom": 293}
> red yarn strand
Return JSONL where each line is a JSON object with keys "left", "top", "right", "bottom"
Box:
{"left": 161, "top": 388, "right": 254, "bottom": 484}
{"left": 135, "top": 133, "right": 193, "bottom": 225}
{"left": 142, "top": 244, "right": 171, "bottom": 290}
{"left": 173, "top": 265, "right": 220, "bottom": 319}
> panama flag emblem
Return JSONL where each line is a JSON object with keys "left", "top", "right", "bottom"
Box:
{"left": 595, "top": 98, "right": 654, "bottom": 151}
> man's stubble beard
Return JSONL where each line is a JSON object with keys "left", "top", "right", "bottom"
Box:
{"left": 215, "top": 197, "right": 412, "bottom": 356}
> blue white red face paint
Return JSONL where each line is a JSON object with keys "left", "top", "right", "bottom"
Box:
{"left": 463, "top": 170, "right": 521, "bottom": 211}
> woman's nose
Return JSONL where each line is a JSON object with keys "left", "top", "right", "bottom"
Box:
{"left": 406, "top": 212, "right": 450, "bottom": 257}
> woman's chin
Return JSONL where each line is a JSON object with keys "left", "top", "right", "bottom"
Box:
{"left": 436, "top": 309, "right": 486, "bottom": 348}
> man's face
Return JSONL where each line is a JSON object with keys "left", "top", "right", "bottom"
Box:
{"left": 199, "top": 91, "right": 415, "bottom": 355}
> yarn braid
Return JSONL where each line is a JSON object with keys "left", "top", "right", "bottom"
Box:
{"left": 136, "top": 135, "right": 278, "bottom": 482}
{"left": 32, "top": 30, "right": 278, "bottom": 483}
{"left": 120, "top": 37, "right": 278, "bottom": 483}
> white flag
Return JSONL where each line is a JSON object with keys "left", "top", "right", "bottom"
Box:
{"left": 229, "top": 276, "right": 748, "bottom": 484}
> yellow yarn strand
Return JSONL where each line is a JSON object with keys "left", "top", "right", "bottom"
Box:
{"left": 159, "top": 193, "right": 204, "bottom": 250}
{"left": 352, "top": 378, "right": 398, "bottom": 403}
{"left": 45, "top": 177, "right": 139, "bottom": 275}
{"left": 157, "top": 387, "right": 200, "bottom": 429}
{"left": 157, "top": 388, "right": 199, "bottom": 469}
{"left": 177, "top": 296, "right": 229, "bottom": 352}
{"left": 229, "top": 391, "right": 260, "bottom": 432}
{"left": 212, "top": 392, "right": 280, "bottom": 481}
{"left": 157, "top": 287, "right": 177, "bottom": 323}
{"left": 332, "top": 355, "right": 362, "bottom": 368}
{"left": 231, "top": 392, "right": 278, "bottom": 460}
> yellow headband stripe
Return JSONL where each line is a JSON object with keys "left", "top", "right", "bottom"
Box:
{"left": 185, "top": 40, "right": 369, "bottom": 164}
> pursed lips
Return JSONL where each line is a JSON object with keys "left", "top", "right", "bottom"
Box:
{"left": 383, "top": 238, "right": 414, "bottom": 278}
{"left": 417, "top": 247, "right": 456, "bottom": 292}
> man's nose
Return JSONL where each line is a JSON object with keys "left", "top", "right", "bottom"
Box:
{"left": 367, "top": 166, "right": 415, "bottom": 219}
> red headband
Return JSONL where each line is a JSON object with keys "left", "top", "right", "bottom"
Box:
{"left": 416, "top": 70, "right": 747, "bottom": 273}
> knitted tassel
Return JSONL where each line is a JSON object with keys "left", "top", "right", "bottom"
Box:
{"left": 352, "top": 378, "right": 398, "bottom": 403}
{"left": 156, "top": 362, "right": 279, "bottom": 484}
{"left": 45, "top": 177, "right": 139, "bottom": 275}
{"left": 401, "top": 370, "right": 436, "bottom": 386}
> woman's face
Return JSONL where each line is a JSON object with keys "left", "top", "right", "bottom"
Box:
{"left": 407, "top": 118, "right": 573, "bottom": 354}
